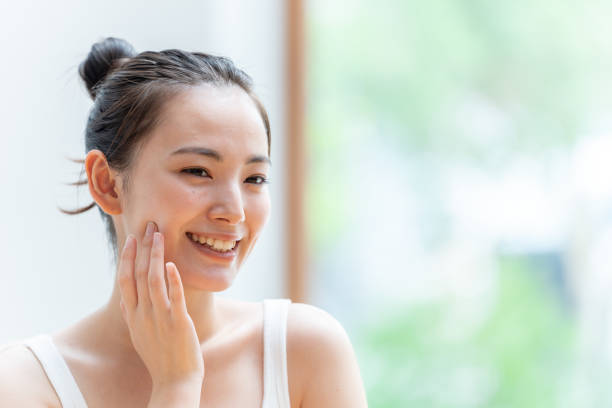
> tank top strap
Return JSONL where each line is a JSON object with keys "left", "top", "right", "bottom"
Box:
{"left": 262, "top": 298, "right": 292, "bottom": 408}
{"left": 22, "top": 334, "right": 88, "bottom": 408}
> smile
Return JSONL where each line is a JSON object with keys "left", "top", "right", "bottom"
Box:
{"left": 186, "top": 232, "right": 239, "bottom": 253}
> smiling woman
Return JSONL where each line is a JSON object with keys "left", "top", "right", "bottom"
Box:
{"left": 0, "top": 37, "right": 367, "bottom": 408}
{"left": 98, "top": 83, "right": 273, "bottom": 293}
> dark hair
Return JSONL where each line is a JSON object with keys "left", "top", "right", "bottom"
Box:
{"left": 60, "top": 37, "right": 271, "bottom": 262}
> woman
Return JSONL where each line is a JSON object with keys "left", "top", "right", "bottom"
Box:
{"left": 0, "top": 37, "right": 368, "bottom": 407}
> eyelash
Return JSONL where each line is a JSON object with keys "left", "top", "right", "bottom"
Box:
{"left": 181, "top": 168, "right": 270, "bottom": 185}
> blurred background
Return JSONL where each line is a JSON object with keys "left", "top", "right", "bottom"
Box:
{"left": 2, "top": 0, "right": 612, "bottom": 407}
{"left": 305, "top": 1, "right": 612, "bottom": 407}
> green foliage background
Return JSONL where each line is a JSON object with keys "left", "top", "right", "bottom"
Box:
{"left": 306, "top": 1, "right": 612, "bottom": 406}
{"left": 355, "top": 258, "right": 578, "bottom": 407}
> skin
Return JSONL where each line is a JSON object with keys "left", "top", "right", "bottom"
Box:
{"left": 0, "top": 83, "right": 369, "bottom": 408}
{"left": 99, "top": 83, "right": 272, "bottom": 347}
{"left": 92, "top": 84, "right": 272, "bottom": 406}
{"left": 118, "top": 227, "right": 205, "bottom": 406}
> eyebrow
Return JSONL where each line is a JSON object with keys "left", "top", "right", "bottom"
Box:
{"left": 170, "top": 146, "right": 271, "bottom": 166}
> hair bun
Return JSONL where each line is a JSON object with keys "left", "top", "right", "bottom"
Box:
{"left": 79, "top": 37, "right": 136, "bottom": 100}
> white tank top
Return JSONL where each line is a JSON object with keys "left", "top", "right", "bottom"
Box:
{"left": 19, "top": 298, "right": 292, "bottom": 408}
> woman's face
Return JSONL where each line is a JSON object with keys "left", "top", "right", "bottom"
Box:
{"left": 116, "top": 84, "right": 271, "bottom": 292}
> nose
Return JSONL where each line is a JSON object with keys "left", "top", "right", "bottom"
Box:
{"left": 207, "top": 183, "right": 245, "bottom": 225}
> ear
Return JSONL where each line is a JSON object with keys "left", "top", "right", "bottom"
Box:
{"left": 85, "top": 149, "right": 122, "bottom": 215}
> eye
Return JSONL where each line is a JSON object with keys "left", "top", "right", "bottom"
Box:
{"left": 246, "top": 175, "right": 270, "bottom": 185}
{"left": 181, "top": 167, "right": 210, "bottom": 178}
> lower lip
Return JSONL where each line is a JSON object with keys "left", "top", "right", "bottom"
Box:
{"left": 188, "top": 236, "right": 239, "bottom": 261}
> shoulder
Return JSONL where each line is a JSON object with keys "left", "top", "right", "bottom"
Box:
{"left": 286, "top": 302, "right": 368, "bottom": 408}
{"left": 286, "top": 302, "right": 349, "bottom": 347}
{"left": 0, "top": 340, "right": 61, "bottom": 407}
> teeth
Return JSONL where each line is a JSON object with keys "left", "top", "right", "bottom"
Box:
{"left": 211, "top": 239, "right": 223, "bottom": 250}
{"left": 188, "top": 233, "right": 237, "bottom": 252}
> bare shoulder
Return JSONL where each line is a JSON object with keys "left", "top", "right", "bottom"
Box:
{"left": 286, "top": 302, "right": 350, "bottom": 347}
{"left": 0, "top": 341, "right": 61, "bottom": 407}
{"left": 286, "top": 302, "right": 368, "bottom": 408}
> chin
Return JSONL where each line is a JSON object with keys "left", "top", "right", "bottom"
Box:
{"left": 179, "top": 266, "right": 238, "bottom": 292}
{"left": 184, "top": 280, "right": 234, "bottom": 292}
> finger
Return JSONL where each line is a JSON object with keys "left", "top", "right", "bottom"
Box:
{"left": 119, "top": 299, "right": 128, "bottom": 321}
{"left": 149, "top": 232, "right": 170, "bottom": 311}
{"left": 166, "top": 262, "right": 187, "bottom": 312}
{"left": 135, "top": 221, "right": 156, "bottom": 306}
{"left": 117, "top": 235, "right": 137, "bottom": 309}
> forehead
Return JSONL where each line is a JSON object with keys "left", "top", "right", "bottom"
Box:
{"left": 143, "top": 84, "right": 268, "bottom": 158}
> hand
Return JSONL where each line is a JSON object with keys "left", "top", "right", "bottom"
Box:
{"left": 117, "top": 221, "right": 205, "bottom": 393}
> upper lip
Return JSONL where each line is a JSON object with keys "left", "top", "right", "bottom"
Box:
{"left": 187, "top": 231, "right": 243, "bottom": 241}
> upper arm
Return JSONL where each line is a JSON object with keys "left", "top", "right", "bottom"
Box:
{"left": 0, "top": 342, "right": 61, "bottom": 407}
{"left": 287, "top": 303, "right": 368, "bottom": 408}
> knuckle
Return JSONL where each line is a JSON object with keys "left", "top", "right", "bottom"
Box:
{"left": 134, "top": 258, "right": 145, "bottom": 269}
{"left": 156, "top": 303, "right": 172, "bottom": 316}
{"left": 134, "top": 266, "right": 147, "bottom": 279}
{"left": 148, "top": 275, "right": 163, "bottom": 288}
{"left": 137, "top": 302, "right": 153, "bottom": 315}
{"left": 118, "top": 272, "right": 132, "bottom": 284}
{"left": 170, "top": 309, "right": 187, "bottom": 324}
{"left": 150, "top": 245, "right": 163, "bottom": 259}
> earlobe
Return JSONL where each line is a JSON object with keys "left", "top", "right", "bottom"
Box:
{"left": 85, "top": 149, "right": 122, "bottom": 215}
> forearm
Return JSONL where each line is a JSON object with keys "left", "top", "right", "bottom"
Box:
{"left": 148, "top": 380, "right": 203, "bottom": 408}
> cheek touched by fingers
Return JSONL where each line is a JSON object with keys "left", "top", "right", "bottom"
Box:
{"left": 135, "top": 221, "right": 158, "bottom": 306}
{"left": 148, "top": 232, "right": 171, "bottom": 311}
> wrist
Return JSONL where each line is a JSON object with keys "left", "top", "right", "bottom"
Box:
{"left": 149, "top": 378, "right": 203, "bottom": 408}
{"left": 152, "top": 375, "right": 204, "bottom": 389}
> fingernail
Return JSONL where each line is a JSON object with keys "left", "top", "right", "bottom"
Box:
{"left": 146, "top": 221, "right": 155, "bottom": 236}
{"left": 153, "top": 232, "right": 161, "bottom": 245}
{"left": 123, "top": 235, "right": 133, "bottom": 249}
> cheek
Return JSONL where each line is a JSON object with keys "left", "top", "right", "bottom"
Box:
{"left": 127, "top": 176, "right": 201, "bottom": 233}
{"left": 152, "top": 175, "right": 203, "bottom": 209}
{"left": 245, "top": 193, "right": 271, "bottom": 232}
{"left": 153, "top": 181, "right": 202, "bottom": 225}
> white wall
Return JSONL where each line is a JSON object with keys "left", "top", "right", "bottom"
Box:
{"left": 0, "top": 0, "right": 286, "bottom": 343}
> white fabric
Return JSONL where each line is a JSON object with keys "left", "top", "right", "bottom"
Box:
{"left": 262, "top": 298, "right": 292, "bottom": 408}
{"left": 22, "top": 334, "right": 88, "bottom": 408}
{"left": 21, "top": 298, "right": 292, "bottom": 407}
